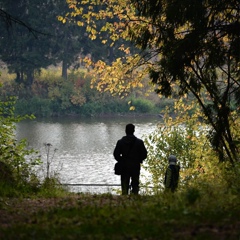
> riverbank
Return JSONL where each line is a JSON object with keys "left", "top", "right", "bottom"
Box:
{"left": 0, "top": 193, "right": 239, "bottom": 239}
{"left": 32, "top": 112, "right": 163, "bottom": 120}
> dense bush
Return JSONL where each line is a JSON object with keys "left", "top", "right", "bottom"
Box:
{"left": 143, "top": 99, "right": 240, "bottom": 195}
{"left": 15, "top": 97, "right": 53, "bottom": 116}
{"left": 0, "top": 97, "right": 41, "bottom": 196}
{"left": 130, "top": 98, "right": 155, "bottom": 113}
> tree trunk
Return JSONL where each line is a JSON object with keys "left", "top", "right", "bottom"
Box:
{"left": 26, "top": 70, "right": 34, "bottom": 86}
{"left": 62, "top": 59, "right": 68, "bottom": 80}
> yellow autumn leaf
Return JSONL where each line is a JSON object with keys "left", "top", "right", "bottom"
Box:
{"left": 77, "top": 21, "right": 84, "bottom": 26}
{"left": 57, "top": 16, "right": 63, "bottom": 21}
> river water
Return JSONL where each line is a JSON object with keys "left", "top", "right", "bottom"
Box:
{"left": 16, "top": 115, "right": 160, "bottom": 193}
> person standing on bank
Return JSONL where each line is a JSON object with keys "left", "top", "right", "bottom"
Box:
{"left": 113, "top": 123, "right": 147, "bottom": 195}
{"left": 164, "top": 155, "right": 180, "bottom": 192}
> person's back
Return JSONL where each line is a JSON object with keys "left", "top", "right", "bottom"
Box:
{"left": 113, "top": 124, "right": 147, "bottom": 195}
{"left": 164, "top": 155, "right": 180, "bottom": 192}
{"left": 114, "top": 135, "right": 146, "bottom": 164}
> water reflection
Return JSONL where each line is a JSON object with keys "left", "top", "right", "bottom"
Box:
{"left": 16, "top": 115, "right": 160, "bottom": 193}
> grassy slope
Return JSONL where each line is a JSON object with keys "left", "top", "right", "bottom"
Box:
{"left": 0, "top": 193, "right": 239, "bottom": 240}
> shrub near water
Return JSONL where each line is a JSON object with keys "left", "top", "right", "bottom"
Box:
{"left": 129, "top": 98, "right": 155, "bottom": 113}
{"left": 0, "top": 96, "right": 68, "bottom": 198}
{"left": 143, "top": 98, "right": 240, "bottom": 195}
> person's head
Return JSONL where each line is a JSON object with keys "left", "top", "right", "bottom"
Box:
{"left": 168, "top": 155, "right": 177, "bottom": 165}
{"left": 125, "top": 123, "right": 135, "bottom": 135}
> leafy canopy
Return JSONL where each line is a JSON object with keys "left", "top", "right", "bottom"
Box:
{"left": 64, "top": 0, "right": 149, "bottom": 96}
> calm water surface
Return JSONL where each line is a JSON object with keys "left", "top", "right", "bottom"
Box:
{"left": 16, "top": 115, "right": 160, "bottom": 193}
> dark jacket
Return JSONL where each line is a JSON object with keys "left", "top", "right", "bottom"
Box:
{"left": 164, "top": 164, "right": 180, "bottom": 192}
{"left": 113, "top": 135, "right": 147, "bottom": 164}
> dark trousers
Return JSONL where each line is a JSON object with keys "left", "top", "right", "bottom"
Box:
{"left": 121, "top": 163, "right": 140, "bottom": 195}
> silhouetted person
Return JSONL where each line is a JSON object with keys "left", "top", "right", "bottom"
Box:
{"left": 113, "top": 123, "right": 147, "bottom": 195}
{"left": 164, "top": 155, "right": 180, "bottom": 192}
